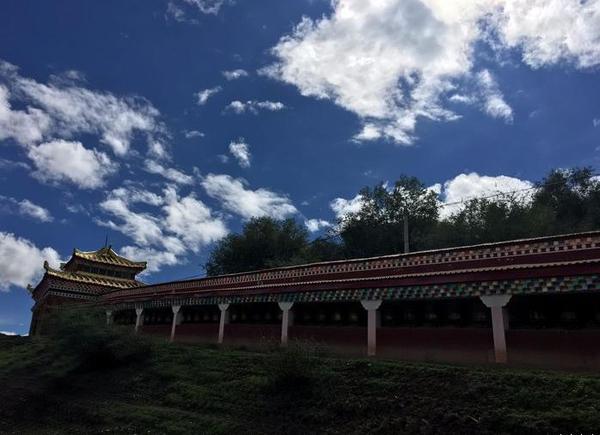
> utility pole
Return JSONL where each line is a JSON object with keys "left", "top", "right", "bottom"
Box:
{"left": 403, "top": 215, "right": 409, "bottom": 253}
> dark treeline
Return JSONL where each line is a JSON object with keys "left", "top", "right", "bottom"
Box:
{"left": 205, "top": 168, "right": 600, "bottom": 276}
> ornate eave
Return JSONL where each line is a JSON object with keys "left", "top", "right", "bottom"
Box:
{"left": 43, "top": 262, "right": 144, "bottom": 289}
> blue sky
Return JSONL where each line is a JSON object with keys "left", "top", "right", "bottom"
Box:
{"left": 1, "top": 0, "right": 599, "bottom": 335}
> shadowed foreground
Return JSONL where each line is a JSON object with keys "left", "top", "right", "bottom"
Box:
{"left": 1, "top": 330, "right": 600, "bottom": 434}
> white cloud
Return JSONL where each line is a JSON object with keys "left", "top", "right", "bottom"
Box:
{"left": 162, "top": 186, "right": 228, "bottom": 252}
{"left": 492, "top": 0, "right": 600, "bottom": 69}
{"left": 0, "top": 232, "right": 61, "bottom": 290}
{"left": 147, "top": 141, "right": 169, "bottom": 160}
{"left": 305, "top": 218, "right": 333, "bottom": 233}
{"left": 195, "top": 86, "right": 222, "bottom": 105}
{"left": 449, "top": 94, "right": 476, "bottom": 104}
{"left": 99, "top": 185, "right": 228, "bottom": 274}
{"left": 100, "top": 196, "right": 167, "bottom": 248}
{"left": 0, "top": 85, "right": 50, "bottom": 146}
{"left": 144, "top": 160, "right": 194, "bottom": 185}
{"left": 184, "top": 129, "right": 205, "bottom": 138}
{"left": 593, "top": 118, "right": 600, "bottom": 128}
{"left": 222, "top": 69, "right": 249, "bottom": 80}
{"left": 265, "top": 0, "right": 600, "bottom": 144}
{"left": 436, "top": 172, "right": 534, "bottom": 218}
{"left": 0, "top": 331, "right": 18, "bottom": 336}
{"left": 0, "top": 196, "right": 53, "bottom": 222}
{"left": 224, "top": 100, "right": 286, "bottom": 114}
{"left": 476, "top": 70, "right": 513, "bottom": 122}
{"left": 201, "top": 173, "right": 298, "bottom": 219}
{"left": 109, "top": 186, "right": 164, "bottom": 206}
{"left": 0, "top": 158, "right": 30, "bottom": 171}
{"left": 225, "top": 100, "right": 246, "bottom": 114}
{"left": 18, "top": 200, "right": 53, "bottom": 223}
{"left": 0, "top": 60, "right": 162, "bottom": 156}
{"left": 330, "top": 194, "right": 365, "bottom": 221}
{"left": 228, "top": 139, "right": 251, "bottom": 167}
{"left": 120, "top": 245, "right": 180, "bottom": 274}
{"left": 180, "top": 0, "right": 227, "bottom": 15}
{"left": 27, "top": 140, "right": 117, "bottom": 189}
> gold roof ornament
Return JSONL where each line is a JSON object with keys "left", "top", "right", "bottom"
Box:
{"left": 70, "top": 245, "right": 147, "bottom": 270}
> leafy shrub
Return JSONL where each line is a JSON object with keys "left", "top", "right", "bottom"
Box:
{"left": 263, "top": 341, "right": 324, "bottom": 395}
{"left": 42, "top": 307, "right": 151, "bottom": 370}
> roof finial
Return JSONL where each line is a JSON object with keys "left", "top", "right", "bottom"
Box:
{"left": 104, "top": 234, "right": 109, "bottom": 248}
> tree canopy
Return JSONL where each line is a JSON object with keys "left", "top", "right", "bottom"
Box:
{"left": 204, "top": 217, "right": 342, "bottom": 276}
{"left": 205, "top": 168, "right": 600, "bottom": 276}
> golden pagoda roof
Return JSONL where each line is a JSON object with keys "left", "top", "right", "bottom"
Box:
{"left": 71, "top": 246, "right": 146, "bottom": 269}
{"left": 43, "top": 261, "right": 144, "bottom": 289}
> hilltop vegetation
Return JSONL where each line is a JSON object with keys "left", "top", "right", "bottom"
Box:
{"left": 1, "top": 310, "right": 600, "bottom": 434}
{"left": 206, "top": 167, "right": 600, "bottom": 275}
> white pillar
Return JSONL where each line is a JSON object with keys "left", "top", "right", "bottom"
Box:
{"left": 135, "top": 308, "right": 144, "bottom": 334}
{"left": 170, "top": 305, "right": 181, "bottom": 342}
{"left": 106, "top": 310, "right": 113, "bottom": 326}
{"left": 278, "top": 302, "right": 294, "bottom": 346}
{"left": 481, "top": 295, "right": 512, "bottom": 363}
{"left": 218, "top": 303, "right": 230, "bottom": 344}
{"left": 361, "top": 300, "right": 382, "bottom": 356}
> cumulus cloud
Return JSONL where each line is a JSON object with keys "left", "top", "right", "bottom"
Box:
{"left": 330, "top": 194, "right": 365, "bottom": 221}
{"left": 99, "top": 185, "right": 228, "bottom": 274}
{"left": 224, "top": 100, "right": 286, "bottom": 114}
{"left": 0, "top": 60, "right": 162, "bottom": 155}
{"left": 265, "top": 0, "right": 600, "bottom": 144}
{"left": 305, "top": 218, "right": 333, "bottom": 233}
{"left": 0, "top": 232, "right": 61, "bottom": 290}
{"left": 195, "top": 86, "right": 222, "bottom": 105}
{"left": 0, "top": 85, "right": 50, "bottom": 146}
{"left": 120, "top": 245, "right": 180, "bottom": 274}
{"left": 436, "top": 172, "right": 534, "bottom": 218}
{"left": 18, "top": 200, "right": 53, "bottom": 222}
{"left": 492, "top": 0, "right": 600, "bottom": 69}
{"left": 222, "top": 69, "right": 249, "bottom": 80}
{"left": 162, "top": 186, "right": 228, "bottom": 252}
{"left": 201, "top": 173, "right": 298, "bottom": 219}
{"left": 144, "top": 160, "right": 194, "bottom": 185}
{"left": 228, "top": 139, "right": 251, "bottom": 167}
{"left": 476, "top": 70, "right": 513, "bottom": 122}
{"left": 183, "top": 130, "right": 204, "bottom": 138}
{"left": 180, "top": 0, "right": 227, "bottom": 15}
{"left": 0, "top": 331, "right": 18, "bottom": 336}
{"left": 0, "top": 196, "right": 53, "bottom": 222}
{"left": 27, "top": 140, "right": 118, "bottom": 189}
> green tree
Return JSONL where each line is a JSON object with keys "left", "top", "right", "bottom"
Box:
{"left": 339, "top": 176, "right": 439, "bottom": 257}
{"left": 205, "top": 217, "right": 343, "bottom": 276}
{"left": 530, "top": 167, "right": 600, "bottom": 234}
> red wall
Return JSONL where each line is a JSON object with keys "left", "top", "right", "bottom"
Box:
{"left": 506, "top": 329, "right": 600, "bottom": 369}
{"left": 174, "top": 323, "right": 219, "bottom": 343}
{"left": 378, "top": 327, "right": 493, "bottom": 363}
{"left": 224, "top": 324, "right": 280, "bottom": 345}
{"left": 140, "top": 324, "right": 170, "bottom": 337}
{"left": 137, "top": 321, "right": 600, "bottom": 369}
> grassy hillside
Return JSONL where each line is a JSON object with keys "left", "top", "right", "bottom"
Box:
{"left": 1, "top": 325, "right": 600, "bottom": 434}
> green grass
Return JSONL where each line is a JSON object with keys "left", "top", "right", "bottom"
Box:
{"left": 1, "top": 332, "right": 600, "bottom": 434}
